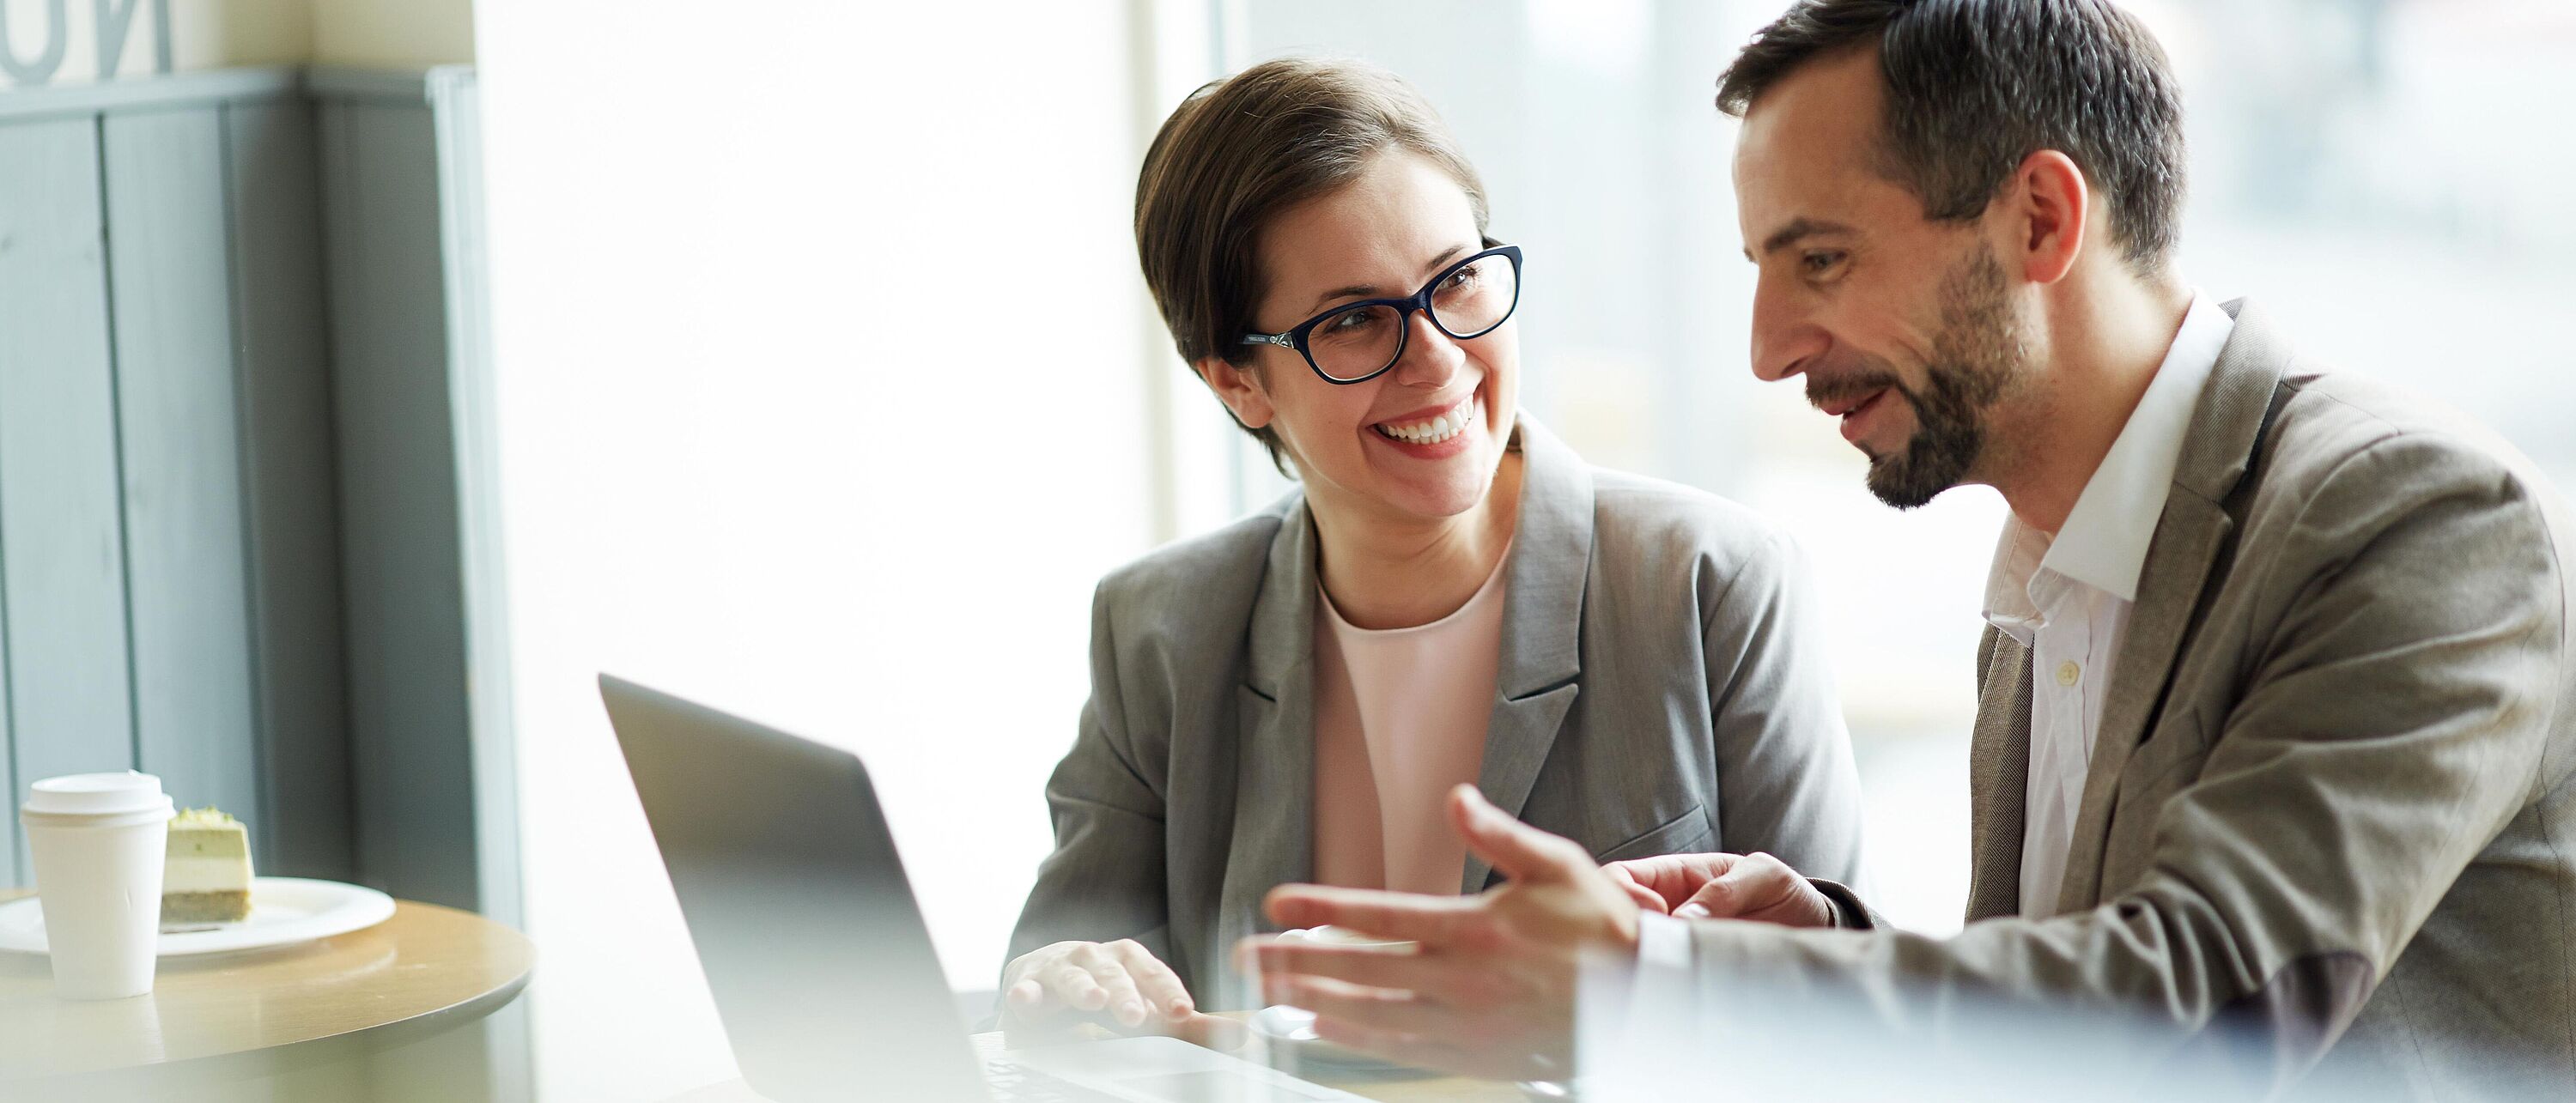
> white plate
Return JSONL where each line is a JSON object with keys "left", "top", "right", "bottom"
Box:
{"left": 0, "top": 876, "right": 396, "bottom": 957}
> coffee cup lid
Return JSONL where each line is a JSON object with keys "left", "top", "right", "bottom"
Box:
{"left": 21, "top": 771, "right": 175, "bottom": 819}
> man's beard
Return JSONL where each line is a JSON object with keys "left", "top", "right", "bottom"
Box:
{"left": 1809, "top": 246, "right": 2026, "bottom": 509}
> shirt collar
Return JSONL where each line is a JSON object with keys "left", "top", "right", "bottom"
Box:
{"left": 1982, "top": 288, "right": 2235, "bottom": 630}
{"left": 1981, "top": 517, "right": 2052, "bottom": 645}
{"left": 2047, "top": 289, "right": 2234, "bottom": 603}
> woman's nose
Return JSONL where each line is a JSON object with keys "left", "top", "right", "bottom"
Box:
{"left": 1386, "top": 310, "right": 1465, "bottom": 387}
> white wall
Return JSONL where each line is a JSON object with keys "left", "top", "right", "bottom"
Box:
{"left": 474, "top": 2, "right": 1175, "bottom": 1097}
{"left": 311, "top": 0, "right": 470, "bottom": 67}
{"left": 168, "top": 0, "right": 314, "bottom": 69}
{"left": 0, "top": 0, "right": 470, "bottom": 88}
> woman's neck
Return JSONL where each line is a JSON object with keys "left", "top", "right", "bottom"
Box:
{"left": 1310, "top": 449, "right": 1525, "bottom": 631}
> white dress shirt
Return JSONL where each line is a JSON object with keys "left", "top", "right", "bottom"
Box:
{"left": 1981, "top": 289, "right": 2233, "bottom": 912}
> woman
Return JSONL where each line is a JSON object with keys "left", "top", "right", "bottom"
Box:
{"left": 1003, "top": 58, "right": 1863, "bottom": 1040}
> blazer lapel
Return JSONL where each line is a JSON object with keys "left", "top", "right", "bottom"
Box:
{"left": 1217, "top": 498, "right": 1320, "bottom": 971}
{"left": 1965, "top": 626, "right": 2034, "bottom": 921}
{"left": 2053, "top": 299, "right": 2289, "bottom": 913}
{"left": 1464, "top": 417, "right": 1593, "bottom": 891}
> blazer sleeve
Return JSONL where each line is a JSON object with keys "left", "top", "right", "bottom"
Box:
{"left": 1662, "top": 433, "right": 2565, "bottom": 1090}
{"left": 1001, "top": 580, "right": 1175, "bottom": 985}
{"left": 1701, "top": 529, "right": 1869, "bottom": 890}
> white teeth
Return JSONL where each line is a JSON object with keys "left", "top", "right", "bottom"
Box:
{"left": 1377, "top": 399, "right": 1479, "bottom": 445}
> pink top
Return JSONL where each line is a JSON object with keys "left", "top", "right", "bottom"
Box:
{"left": 1309, "top": 548, "right": 1510, "bottom": 896}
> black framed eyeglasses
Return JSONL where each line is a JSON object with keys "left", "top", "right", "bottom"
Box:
{"left": 1238, "top": 244, "right": 1523, "bottom": 385}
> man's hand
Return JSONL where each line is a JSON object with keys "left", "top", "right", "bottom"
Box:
{"left": 1247, "top": 785, "right": 1641, "bottom": 1081}
{"left": 1603, "top": 851, "right": 1836, "bottom": 927}
{"left": 1001, "top": 939, "right": 1242, "bottom": 1048}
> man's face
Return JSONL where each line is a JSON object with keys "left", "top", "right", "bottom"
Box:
{"left": 1732, "top": 48, "right": 2029, "bottom": 508}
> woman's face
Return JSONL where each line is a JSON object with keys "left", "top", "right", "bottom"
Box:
{"left": 1210, "top": 150, "right": 1519, "bottom": 524}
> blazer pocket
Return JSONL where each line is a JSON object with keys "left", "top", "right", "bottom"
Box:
{"left": 1593, "top": 803, "right": 1715, "bottom": 864}
{"left": 2124, "top": 711, "right": 2215, "bottom": 796}
{"left": 2107, "top": 712, "right": 2214, "bottom": 877}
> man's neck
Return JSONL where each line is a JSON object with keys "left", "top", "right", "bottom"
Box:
{"left": 1309, "top": 450, "right": 1523, "bottom": 631}
{"left": 1990, "top": 276, "right": 2194, "bottom": 536}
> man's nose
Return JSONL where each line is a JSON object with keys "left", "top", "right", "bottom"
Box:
{"left": 1749, "top": 278, "right": 1824, "bottom": 384}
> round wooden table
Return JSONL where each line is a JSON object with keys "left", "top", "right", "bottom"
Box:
{"left": 0, "top": 890, "right": 532, "bottom": 1096}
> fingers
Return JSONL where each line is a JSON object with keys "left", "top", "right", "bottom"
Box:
{"left": 1677, "top": 851, "right": 1824, "bottom": 925}
{"left": 1103, "top": 939, "right": 1194, "bottom": 1021}
{"left": 1265, "top": 883, "right": 1479, "bottom": 947}
{"left": 1251, "top": 942, "right": 1516, "bottom": 1007}
{"left": 1003, "top": 978, "right": 1052, "bottom": 1026}
{"left": 1447, "top": 785, "right": 1591, "bottom": 884}
{"left": 1604, "top": 852, "right": 1741, "bottom": 912}
{"left": 1267, "top": 974, "right": 1449, "bottom": 1035}
{"left": 1601, "top": 863, "right": 1673, "bottom": 914}
{"left": 1676, "top": 851, "right": 1779, "bottom": 918}
{"left": 1048, "top": 956, "right": 1114, "bottom": 1013}
{"left": 1005, "top": 941, "right": 1201, "bottom": 1033}
{"left": 1078, "top": 946, "right": 1153, "bottom": 1027}
{"left": 1001, "top": 950, "right": 1083, "bottom": 1029}
{"left": 1170, "top": 1010, "right": 1250, "bottom": 1051}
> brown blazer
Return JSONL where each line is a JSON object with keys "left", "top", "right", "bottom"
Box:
{"left": 1684, "top": 300, "right": 2576, "bottom": 1100}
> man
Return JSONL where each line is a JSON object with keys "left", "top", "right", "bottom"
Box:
{"left": 1249, "top": 2, "right": 2576, "bottom": 1099}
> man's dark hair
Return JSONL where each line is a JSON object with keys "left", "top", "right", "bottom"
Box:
{"left": 1716, "top": 0, "right": 2185, "bottom": 273}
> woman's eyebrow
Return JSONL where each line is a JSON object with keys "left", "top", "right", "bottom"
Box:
{"left": 1304, "top": 242, "right": 1476, "bottom": 313}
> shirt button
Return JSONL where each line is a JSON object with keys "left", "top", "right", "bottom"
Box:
{"left": 2057, "top": 660, "right": 2081, "bottom": 687}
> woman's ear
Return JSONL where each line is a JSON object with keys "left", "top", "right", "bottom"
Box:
{"left": 1194, "top": 355, "right": 1276, "bottom": 430}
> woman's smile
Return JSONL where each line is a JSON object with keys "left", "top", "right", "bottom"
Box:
{"left": 1369, "top": 393, "right": 1483, "bottom": 458}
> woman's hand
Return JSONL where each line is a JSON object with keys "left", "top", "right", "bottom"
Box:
{"left": 1000, "top": 939, "right": 1241, "bottom": 1047}
{"left": 1601, "top": 851, "right": 1836, "bottom": 928}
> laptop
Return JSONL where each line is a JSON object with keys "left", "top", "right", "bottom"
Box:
{"left": 599, "top": 674, "right": 1365, "bottom": 1102}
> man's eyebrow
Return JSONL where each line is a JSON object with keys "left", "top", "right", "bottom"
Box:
{"left": 1745, "top": 217, "right": 1856, "bottom": 262}
{"left": 1306, "top": 242, "right": 1474, "bottom": 313}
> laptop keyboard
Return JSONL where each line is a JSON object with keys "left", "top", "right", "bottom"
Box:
{"left": 982, "top": 1057, "right": 1140, "bottom": 1102}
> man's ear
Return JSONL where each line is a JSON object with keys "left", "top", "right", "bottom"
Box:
{"left": 2005, "top": 148, "right": 2089, "bottom": 285}
{"left": 1194, "top": 355, "right": 1276, "bottom": 431}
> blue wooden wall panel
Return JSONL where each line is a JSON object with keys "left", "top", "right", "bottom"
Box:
{"left": 0, "top": 117, "right": 137, "bottom": 880}
{"left": 224, "top": 97, "right": 351, "bottom": 878}
{"left": 0, "top": 74, "right": 497, "bottom": 974}
{"left": 319, "top": 97, "right": 481, "bottom": 912}
{"left": 100, "top": 106, "right": 262, "bottom": 832}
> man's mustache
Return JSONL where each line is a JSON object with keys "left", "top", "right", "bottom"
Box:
{"left": 1804, "top": 366, "right": 1907, "bottom": 414}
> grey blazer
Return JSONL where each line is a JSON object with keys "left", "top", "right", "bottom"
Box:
{"left": 1677, "top": 300, "right": 2576, "bottom": 1100}
{"left": 1008, "top": 417, "right": 1866, "bottom": 1009}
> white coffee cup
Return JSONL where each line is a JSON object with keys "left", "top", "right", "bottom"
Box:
{"left": 20, "top": 772, "right": 176, "bottom": 1000}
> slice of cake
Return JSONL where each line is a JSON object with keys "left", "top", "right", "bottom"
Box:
{"left": 161, "top": 806, "right": 255, "bottom": 926}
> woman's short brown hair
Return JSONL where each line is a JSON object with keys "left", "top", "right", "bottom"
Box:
{"left": 1134, "top": 57, "right": 1491, "bottom": 472}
